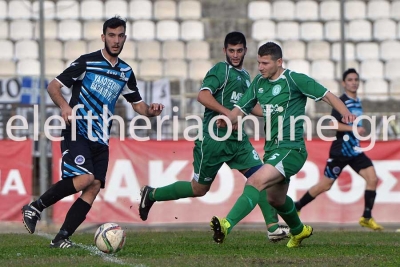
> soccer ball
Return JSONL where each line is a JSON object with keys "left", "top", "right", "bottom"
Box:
{"left": 94, "top": 222, "right": 126, "bottom": 253}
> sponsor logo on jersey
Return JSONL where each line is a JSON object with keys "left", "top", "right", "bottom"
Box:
{"left": 272, "top": 85, "right": 282, "bottom": 96}
{"left": 263, "top": 104, "right": 284, "bottom": 115}
{"left": 258, "top": 88, "right": 264, "bottom": 93}
{"left": 237, "top": 76, "right": 241, "bottom": 81}
{"left": 75, "top": 155, "right": 85, "bottom": 165}
{"left": 230, "top": 91, "right": 243, "bottom": 103}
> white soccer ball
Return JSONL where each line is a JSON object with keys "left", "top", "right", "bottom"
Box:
{"left": 94, "top": 222, "right": 126, "bottom": 254}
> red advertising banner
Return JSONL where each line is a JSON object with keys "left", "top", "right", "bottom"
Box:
{"left": 0, "top": 140, "right": 33, "bottom": 221}
{"left": 51, "top": 139, "right": 400, "bottom": 224}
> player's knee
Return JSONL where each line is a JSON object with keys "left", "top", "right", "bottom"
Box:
{"left": 268, "top": 197, "right": 284, "bottom": 208}
{"left": 191, "top": 182, "right": 209, "bottom": 197}
{"left": 80, "top": 174, "right": 96, "bottom": 188}
{"left": 83, "top": 180, "right": 101, "bottom": 197}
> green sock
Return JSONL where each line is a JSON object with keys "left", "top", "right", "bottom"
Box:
{"left": 151, "top": 181, "right": 194, "bottom": 201}
{"left": 258, "top": 189, "right": 279, "bottom": 228}
{"left": 226, "top": 185, "right": 260, "bottom": 233}
{"left": 275, "top": 195, "right": 303, "bottom": 235}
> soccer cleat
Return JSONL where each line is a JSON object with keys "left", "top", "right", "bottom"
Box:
{"left": 139, "top": 186, "right": 155, "bottom": 221}
{"left": 50, "top": 238, "right": 73, "bottom": 249}
{"left": 22, "top": 203, "right": 41, "bottom": 234}
{"left": 286, "top": 225, "right": 313, "bottom": 248}
{"left": 359, "top": 217, "right": 384, "bottom": 230}
{"left": 268, "top": 225, "right": 290, "bottom": 242}
{"left": 210, "top": 216, "right": 230, "bottom": 244}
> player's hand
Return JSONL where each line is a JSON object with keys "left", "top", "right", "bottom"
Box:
{"left": 341, "top": 113, "right": 356, "bottom": 124}
{"left": 62, "top": 105, "right": 73, "bottom": 126}
{"left": 216, "top": 118, "right": 238, "bottom": 131}
{"left": 357, "top": 127, "right": 366, "bottom": 136}
{"left": 216, "top": 118, "right": 227, "bottom": 128}
{"left": 148, "top": 103, "right": 164, "bottom": 116}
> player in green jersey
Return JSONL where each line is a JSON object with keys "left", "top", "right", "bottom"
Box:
{"left": 210, "top": 42, "right": 356, "bottom": 248}
{"left": 139, "top": 33, "right": 290, "bottom": 242}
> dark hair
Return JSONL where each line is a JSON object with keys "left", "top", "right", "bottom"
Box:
{"left": 342, "top": 68, "right": 359, "bottom": 81}
{"left": 103, "top": 16, "right": 126, "bottom": 34}
{"left": 224, "top": 32, "right": 246, "bottom": 49}
{"left": 258, "top": 42, "right": 282, "bottom": 61}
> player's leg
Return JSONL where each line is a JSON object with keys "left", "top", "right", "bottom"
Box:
{"left": 233, "top": 141, "right": 288, "bottom": 242}
{"left": 352, "top": 154, "right": 383, "bottom": 230}
{"left": 50, "top": 180, "right": 101, "bottom": 248}
{"left": 139, "top": 137, "right": 222, "bottom": 220}
{"left": 295, "top": 176, "right": 335, "bottom": 212}
{"left": 211, "top": 158, "right": 291, "bottom": 243}
{"left": 51, "top": 142, "right": 108, "bottom": 248}
{"left": 22, "top": 133, "right": 94, "bottom": 234}
{"left": 263, "top": 148, "right": 313, "bottom": 248}
{"left": 295, "top": 157, "right": 345, "bottom": 212}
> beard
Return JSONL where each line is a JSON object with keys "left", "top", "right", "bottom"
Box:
{"left": 226, "top": 55, "right": 244, "bottom": 68}
{"left": 104, "top": 42, "right": 124, "bottom": 57}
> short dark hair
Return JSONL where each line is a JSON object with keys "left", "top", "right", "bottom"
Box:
{"left": 342, "top": 68, "right": 359, "bottom": 81}
{"left": 103, "top": 16, "right": 126, "bottom": 34}
{"left": 258, "top": 42, "right": 282, "bottom": 61}
{"left": 224, "top": 32, "right": 246, "bottom": 49}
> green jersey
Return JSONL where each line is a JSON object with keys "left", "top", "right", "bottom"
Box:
{"left": 236, "top": 69, "right": 328, "bottom": 151}
{"left": 201, "top": 61, "right": 252, "bottom": 140}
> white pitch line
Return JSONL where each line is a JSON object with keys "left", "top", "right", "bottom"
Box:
{"left": 37, "top": 233, "right": 146, "bottom": 267}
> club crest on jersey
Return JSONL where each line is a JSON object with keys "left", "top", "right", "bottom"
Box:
{"left": 272, "top": 85, "right": 282, "bottom": 96}
{"left": 237, "top": 76, "right": 241, "bottom": 81}
{"left": 120, "top": 71, "right": 125, "bottom": 80}
{"left": 332, "top": 166, "right": 341, "bottom": 174}
{"left": 74, "top": 155, "right": 85, "bottom": 165}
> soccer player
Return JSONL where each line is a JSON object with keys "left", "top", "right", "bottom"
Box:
{"left": 210, "top": 42, "right": 356, "bottom": 248}
{"left": 21, "top": 16, "right": 164, "bottom": 248}
{"left": 139, "top": 32, "right": 290, "bottom": 242}
{"left": 295, "top": 68, "right": 383, "bottom": 231}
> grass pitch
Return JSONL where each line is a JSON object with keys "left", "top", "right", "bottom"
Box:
{"left": 1, "top": 230, "right": 399, "bottom": 267}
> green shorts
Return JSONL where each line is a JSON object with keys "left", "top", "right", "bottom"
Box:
{"left": 263, "top": 147, "right": 308, "bottom": 183}
{"left": 193, "top": 136, "right": 262, "bottom": 185}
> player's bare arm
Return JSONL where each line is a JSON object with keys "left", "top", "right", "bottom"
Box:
{"left": 197, "top": 90, "right": 230, "bottom": 116}
{"left": 227, "top": 107, "right": 245, "bottom": 124}
{"left": 131, "top": 101, "right": 164, "bottom": 117}
{"left": 250, "top": 103, "right": 263, "bottom": 117}
{"left": 329, "top": 121, "right": 366, "bottom": 135}
{"left": 322, "top": 91, "right": 356, "bottom": 124}
{"left": 48, "top": 79, "right": 73, "bottom": 125}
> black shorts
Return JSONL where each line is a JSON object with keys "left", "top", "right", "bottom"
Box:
{"left": 324, "top": 153, "right": 373, "bottom": 180}
{"left": 61, "top": 131, "right": 109, "bottom": 188}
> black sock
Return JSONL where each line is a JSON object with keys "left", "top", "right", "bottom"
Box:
{"left": 32, "top": 179, "right": 77, "bottom": 212}
{"left": 53, "top": 229, "right": 69, "bottom": 243}
{"left": 296, "top": 191, "right": 315, "bottom": 211}
{"left": 362, "top": 190, "right": 376, "bottom": 218}
{"left": 58, "top": 198, "right": 91, "bottom": 238}
{"left": 30, "top": 199, "right": 47, "bottom": 212}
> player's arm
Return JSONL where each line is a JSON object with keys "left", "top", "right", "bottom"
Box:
{"left": 122, "top": 70, "right": 163, "bottom": 117}
{"left": 227, "top": 107, "right": 245, "bottom": 124}
{"left": 131, "top": 101, "right": 164, "bottom": 117}
{"left": 329, "top": 103, "right": 366, "bottom": 135}
{"left": 322, "top": 92, "right": 356, "bottom": 124}
{"left": 250, "top": 103, "right": 263, "bottom": 117}
{"left": 48, "top": 57, "right": 86, "bottom": 125}
{"left": 197, "top": 89, "right": 231, "bottom": 116}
